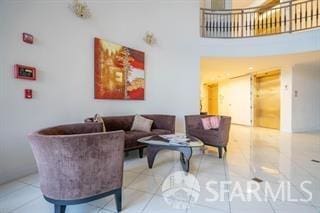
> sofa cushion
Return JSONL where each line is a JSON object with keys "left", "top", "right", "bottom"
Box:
{"left": 131, "top": 115, "right": 153, "bottom": 132}
{"left": 125, "top": 130, "right": 154, "bottom": 148}
{"left": 84, "top": 114, "right": 175, "bottom": 151}
{"left": 151, "top": 129, "right": 172, "bottom": 135}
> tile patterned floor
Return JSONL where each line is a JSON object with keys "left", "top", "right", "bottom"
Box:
{"left": 0, "top": 125, "right": 319, "bottom": 213}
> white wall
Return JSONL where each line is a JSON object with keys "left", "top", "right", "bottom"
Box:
{"left": 217, "top": 81, "right": 230, "bottom": 116}
{"left": 200, "top": 84, "right": 209, "bottom": 112}
{"left": 1, "top": 0, "right": 320, "bottom": 184}
{"left": 280, "top": 67, "right": 293, "bottom": 132}
{"left": 218, "top": 75, "right": 252, "bottom": 126}
{"left": 0, "top": 0, "right": 200, "bottom": 184}
{"left": 200, "top": 0, "right": 233, "bottom": 9}
{"left": 292, "top": 62, "right": 320, "bottom": 132}
{"left": 213, "top": 70, "right": 293, "bottom": 130}
{"left": 200, "top": 0, "right": 211, "bottom": 8}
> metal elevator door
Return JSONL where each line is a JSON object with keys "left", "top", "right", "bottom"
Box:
{"left": 254, "top": 71, "right": 280, "bottom": 129}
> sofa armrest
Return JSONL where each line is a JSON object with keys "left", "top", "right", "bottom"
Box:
{"left": 218, "top": 116, "right": 232, "bottom": 146}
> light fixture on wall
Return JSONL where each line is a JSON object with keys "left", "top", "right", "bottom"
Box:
{"left": 143, "top": 31, "right": 156, "bottom": 46}
{"left": 70, "top": 0, "right": 91, "bottom": 19}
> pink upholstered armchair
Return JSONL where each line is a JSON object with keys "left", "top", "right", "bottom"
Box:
{"left": 185, "top": 115, "right": 231, "bottom": 158}
{"left": 28, "top": 122, "right": 125, "bottom": 213}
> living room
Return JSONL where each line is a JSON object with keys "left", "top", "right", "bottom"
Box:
{"left": 0, "top": 0, "right": 320, "bottom": 213}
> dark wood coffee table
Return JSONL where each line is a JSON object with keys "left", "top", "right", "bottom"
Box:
{"left": 138, "top": 134, "right": 203, "bottom": 172}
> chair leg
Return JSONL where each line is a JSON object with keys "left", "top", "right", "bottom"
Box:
{"left": 218, "top": 147, "right": 223, "bottom": 159}
{"left": 139, "top": 148, "right": 144, "bottom": 158}
{"left": 115, "top": 188, "right": 122, "bottom": 212}
{"left": 54, "top": 204, "right": 66, "bottom": 213}
{"left": 224, "top": 146, "right": 227, "bottom": 152}
{"left": 201, "top": 145, "right": 206, "bottom": 154}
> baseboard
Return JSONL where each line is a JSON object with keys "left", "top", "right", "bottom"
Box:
{"left": 280, "top": 128, "right": 293, "bottom": 133}
{"left": 231, "top": 123, "right": 252, "bottom": 127}
{"left": 292, "top": 128, "right": 320, "bottom": 133}
{"left": 292, "top": 129, "right": 320, "bottom": 133}
{"left": 0, "top": 165, "right": 38, "bottom": 185}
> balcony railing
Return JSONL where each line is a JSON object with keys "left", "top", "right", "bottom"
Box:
{"left": 201, "top": 0, "right": 320, "bottom": 38}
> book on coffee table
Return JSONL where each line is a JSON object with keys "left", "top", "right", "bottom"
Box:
{"left": 146, "top": 134, "right": 194, "bottom": 145}
{"left": 145, "top": 135, "right": 170, "bottom": 143}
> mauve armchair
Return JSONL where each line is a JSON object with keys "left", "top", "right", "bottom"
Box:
{"left": 185, "top": 115, "right": 231, "bottom": 158}
{"left": 28, "top": 122, "right": 125, "bottom": 213}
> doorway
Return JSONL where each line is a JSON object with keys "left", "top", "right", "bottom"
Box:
{"left": 253, "top": 70, "right": 280, "bottom": 129}
{"left": 208, "top": 83, "right": 218, "bottom": 115}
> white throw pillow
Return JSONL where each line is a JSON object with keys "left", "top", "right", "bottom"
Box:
{"left": 93, "top": 113, "right": 106, "bottom": 132}
{"left": 131, "top": 115, "right": 153, "bottom": 132}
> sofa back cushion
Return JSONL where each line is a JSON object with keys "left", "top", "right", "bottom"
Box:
{"left": 102, "top": 116, "right": 135, "bottom": 131}
{"left": 39, "top": 123, "right": 103, "bottom": 135}
{"left": 99, "top": 114, "right": 176, "bottom": 133}
{"left": 142, "top": 115, "right": 175, "bottom": 133}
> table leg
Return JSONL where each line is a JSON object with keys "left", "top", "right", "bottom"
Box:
{"left": 179, "top": 147, "right": 192, "bottom": 172}
{"left": 147, "top": 146, "right": 162, "bottom": 169}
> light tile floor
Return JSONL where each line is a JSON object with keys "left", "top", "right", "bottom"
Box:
{"left": 0, "top": 125, "right": 319, "bottom": 213}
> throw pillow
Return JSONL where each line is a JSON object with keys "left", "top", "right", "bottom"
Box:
{"left": 131, "top": 115, "right": 153, "bottom": 132}
{"left": 201, "top": 116, "right": 221, "bottom": 130}
{"left": 201, "top": 117, "right": 212, "bottom": 130}
{"left": 93, "top": 113, "right": 106, "bottom": 132}
{"left": 210, "top": 116, "right": 221, "bottom": 129}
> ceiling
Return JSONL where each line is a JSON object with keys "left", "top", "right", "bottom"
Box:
{"left": 201, "top": 51, "right": 320, "bottom": 84}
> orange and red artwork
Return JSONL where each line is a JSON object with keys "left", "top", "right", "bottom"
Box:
{"left": 94, "top": 37, "right": 145, "bottom": 100}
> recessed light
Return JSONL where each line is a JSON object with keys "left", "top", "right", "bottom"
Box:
{"left": 249, "top": 67, "right": 253, "bottom": 70}
{"left": 261, "top": 166, "right": 280, "bottom": 175}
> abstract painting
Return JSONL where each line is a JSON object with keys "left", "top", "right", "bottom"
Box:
{"left": 94, "top": 37, "right": 145, "bottom": 100}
